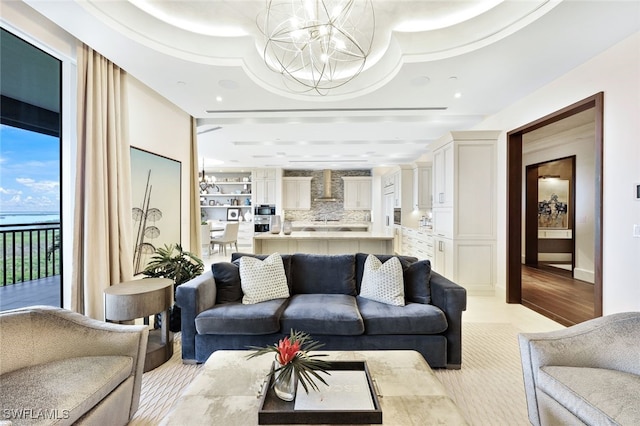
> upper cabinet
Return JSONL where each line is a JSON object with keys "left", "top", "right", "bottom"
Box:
{"left": 381, "top": 166, "right": 417, "bottom": 227}
{"left": 433, "top": 143, "right": 454, "bottom": 207}
{"left": 413, "top": 163, "right": 432, "bottom": 210}
{"left": 342, "top": 177, "right": 372, "bottom": 210}
{"left": 282, "top": 177, "right": 312, "bottom": 210}
{"left": 253, "top": 168, "right": 276, "bottom": 205}
{"left": 254, "top": 168, "right": 276, "bottom": 180}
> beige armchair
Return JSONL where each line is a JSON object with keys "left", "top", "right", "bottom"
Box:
{"left": 518, "top": 312, "right": 640, "bottom": 426}
{"left": 0, "top": 306, "right": 148, "bottom": 425}
{"left": 210, "top": 221, "right": 239, "bottom": 255}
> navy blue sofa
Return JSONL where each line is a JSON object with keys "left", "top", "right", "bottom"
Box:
{"left": 176, "top": 253, "right": 467, "bottom": 369}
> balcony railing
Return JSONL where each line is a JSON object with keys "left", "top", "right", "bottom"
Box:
{"left": 0, "top": 222, "right": 61, "bottom": 286}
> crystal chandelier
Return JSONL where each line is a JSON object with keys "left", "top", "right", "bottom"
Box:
{"left": 258, "top": 0, "right": 375, "bottom": 95}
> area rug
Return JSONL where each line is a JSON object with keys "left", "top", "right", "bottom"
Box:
{"left": 433, "top": 322, "right": 530, "bottom": 426}
{"left": 131, "top": 323, "right": 530, "bottom": 425}
{"left": 129, "top": 334, "right": 202, "bottom": 426}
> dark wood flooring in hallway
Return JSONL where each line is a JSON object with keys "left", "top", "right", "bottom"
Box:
{"left": 521, "top": 265, "right": 595, "bottom": 327}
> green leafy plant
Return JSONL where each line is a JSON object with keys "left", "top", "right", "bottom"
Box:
{"left": 247, "top": 329, "right": 331, "bottom": 394}
{"left": 142, "top": 243, "right": 204, "bottom": 331}
{"left": 142, "top": 243, "right": 204, "bottom": 286}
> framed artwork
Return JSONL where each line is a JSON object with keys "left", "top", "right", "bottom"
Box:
{"left": 130, "top": 147, "right": 181, "bottom": 274}
{"left": 227, "top": 208, "right": 241, "bottom": 221}
{"left": 538, "top": 179, "right": 569, "bottom": 229}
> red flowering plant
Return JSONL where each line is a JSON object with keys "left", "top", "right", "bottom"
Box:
{"left": 247, "top": 329, "right": 331, "bottom": 393}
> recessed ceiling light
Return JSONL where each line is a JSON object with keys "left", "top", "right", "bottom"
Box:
{"left": 454, "top": 92, "right": 462, "bottom": 99}
{"left": 216, "top": 96, "right": 223, "bottom": 102}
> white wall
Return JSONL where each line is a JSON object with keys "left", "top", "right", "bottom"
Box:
{"left": 474, "top": 32, "right": 640, "bottom": 314}
{"left": 127, "top": 76, "right": 193, "bottom": 251}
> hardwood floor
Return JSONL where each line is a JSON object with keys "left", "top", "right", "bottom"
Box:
{"left": 521, "top": 265, "right": 595, "bottom": 326}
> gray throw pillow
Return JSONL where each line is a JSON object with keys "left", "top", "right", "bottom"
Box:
{"left": 212, "top": 260, "right": 243, "bottom": 304}
{"left": 404, "top": 260, "right": 432, "bottom": 304}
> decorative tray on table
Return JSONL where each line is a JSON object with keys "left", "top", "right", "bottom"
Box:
{"left": 258, "top": 361, "right": 382, "bottom": 425}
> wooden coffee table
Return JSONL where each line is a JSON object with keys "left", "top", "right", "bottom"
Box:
{"left": 161, "top": 350, "right": 468, "bottom": 425}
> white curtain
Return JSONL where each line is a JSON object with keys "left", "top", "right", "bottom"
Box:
{"left": 190, "top": 117, "right": 202, "bottom": 257}
{"left": 72, "top": 43, "right": 134, "bottom": 319}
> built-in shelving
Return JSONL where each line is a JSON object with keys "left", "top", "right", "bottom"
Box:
{"left": 200, "top": 172, "right": 253, "bottom": 221}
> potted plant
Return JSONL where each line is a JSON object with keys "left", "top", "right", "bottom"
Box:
{"left": 142, "top": 243, "right": 204, "bottom": 332}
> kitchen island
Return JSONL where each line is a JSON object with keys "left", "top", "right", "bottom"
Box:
{"left": 253, "top": 230, "right": 394, "bottom": 255}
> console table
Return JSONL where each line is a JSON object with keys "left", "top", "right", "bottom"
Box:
{"left": 104, "top": 278, "right": 174, "bottom": 372}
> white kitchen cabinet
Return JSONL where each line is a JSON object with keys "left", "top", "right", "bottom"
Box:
{"left": 382, "top": 167, "right": 415, "bottom": 226}
{"left": 342, "top": 177, "right": 372, "bottom": 210}
{"left": 413, "top": 163, "right": 432, "bottom": 210}
{"left": 254, "top": 168, "right": 276, "bottom": 180}
{"left": 253, "top": 168, "right": 276, "bottom": 205}
{"left": 254, "top": 179, "right": 276, "bottom": 205}
{"left": 430, "top": 131, "right": 500, "bottom": 294}
{"left": 393, "top": 225, "right": 402, "bottom": 254}
{"left": 401, "top": 226, "right": 434, "bottom": 262}
{"left": 433, "top": 236, "right": 454, "bottom": 278}
{"left": 433, "top": 142, "right": 454, "bottom": 207}
{"left": 384, "top": 192, "right": 394, "bottom": 230}
{"left": 392, "top": 171, "right": 401, "bottom": 208}
{"left": 282, "top": 177, "right": 312, "bottom": 210}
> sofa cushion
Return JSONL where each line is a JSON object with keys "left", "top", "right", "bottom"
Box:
{"left": 404, "top": 259, "right": 432, "bottom": 304}
{"left": 240, "top": 253, "right": 290, "bottom": 304}
{"left": 231, "top": 253, "right": 293, "bottom": 290}
{"left": 359, "top": 255, "right": 405, "bottom": 306}
{"left": 538, "top": 366, "right": 640, "bottom": 426}
{"left": 195, "top": 298, "right": 289, "bottom": 335}
{"left": 212, "top": 260, "right": 243, "bottom": 304}
{"left": 0, "top": 355, "right": 133, "bottom": 426}
{"left": 356, "top": 296, "right": 448, "bottom": 335}
{"left": 290, "top": 254, "right": 356, "bottom": 295}
{"left": 281, "top": 294, "right": 364, "bottom": 336}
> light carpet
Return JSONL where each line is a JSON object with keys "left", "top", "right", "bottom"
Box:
{"left": 131, "top": 323, "right": 529, "bottom": 425}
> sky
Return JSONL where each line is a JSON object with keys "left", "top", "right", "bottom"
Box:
{"left": 0, "top": 124, "right": 60, "bottom": 213}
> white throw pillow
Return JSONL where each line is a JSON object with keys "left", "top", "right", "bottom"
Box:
{"left": 239, "top": 253, "right": 289, "bottom": 304}
{"left": 360, "top": 255, "right": 405, "bottom": 306}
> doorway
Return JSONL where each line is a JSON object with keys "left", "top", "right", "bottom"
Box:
{"left": 525, "top": 156, "right": 576, "bottom": 277}
{"left": 506, "top": 93, "right": 603, "bottom": 320}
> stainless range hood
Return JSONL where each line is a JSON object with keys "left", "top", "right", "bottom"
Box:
{"left": 314, "top": 169, "right": 339, "bottom": 202}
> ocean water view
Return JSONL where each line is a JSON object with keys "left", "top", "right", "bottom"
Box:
{"left": 0, "top": 212, "right": 60, "bottom": 226}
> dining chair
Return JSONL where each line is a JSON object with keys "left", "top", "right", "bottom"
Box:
{"left": 210, "top": 221, "right": 239, "bottom": 255}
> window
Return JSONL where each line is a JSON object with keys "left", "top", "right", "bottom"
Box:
{"left": 0, "top": 27, "right": 62, "bottom": 310}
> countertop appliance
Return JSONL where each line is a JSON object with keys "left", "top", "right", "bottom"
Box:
{"left": 254, "top": 204, "right": 276, "bottom": 232}
{"left": 254, "top": 204, "right": 276, "bottom": 216}
{"left": 394, "top": 208, "right": 402, "bottom": 225}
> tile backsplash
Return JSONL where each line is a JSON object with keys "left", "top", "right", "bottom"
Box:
{"left": 283, "top": 169, "right": 371, "bottom": 222}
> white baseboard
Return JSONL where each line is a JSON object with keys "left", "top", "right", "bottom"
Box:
{"left": 573, "top": 268, "right": 595, "bottom": 284}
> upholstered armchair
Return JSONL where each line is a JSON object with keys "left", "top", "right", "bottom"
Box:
{"left": 518, "top": 312, "right": 640, "bottom": 426}
{"left": 0, "top": 306, "right": 148, "bottom": 425}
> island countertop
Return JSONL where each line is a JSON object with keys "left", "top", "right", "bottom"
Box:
{"left": 254, "top": 230, "right": 392, "bottom": 240}
{"left": 253, "top": 230, "right": 394, "bottom": 254}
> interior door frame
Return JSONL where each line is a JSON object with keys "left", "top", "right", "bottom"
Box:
{"left": 506, "top": 93, "right": 603, "bottom": 317}
{"left": 525, "top": 156, "right": 577, "bottom": 272}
